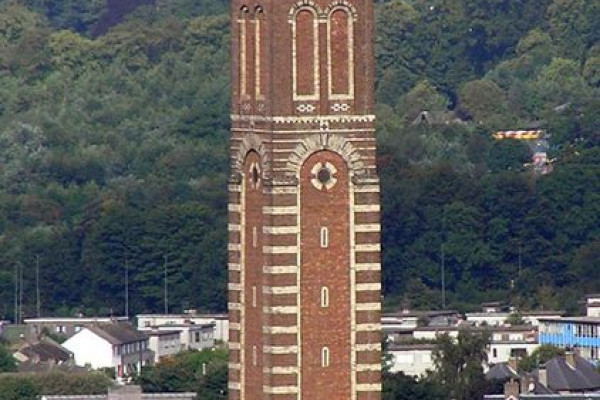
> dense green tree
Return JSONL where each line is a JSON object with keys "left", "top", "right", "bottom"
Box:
{"left": 0, "top": 341, "right": 16, "bottom": 372}
{"left": 432, "top": 330, "right": 491, "bottom": 400}
{"left": 383, "top": 372, "right": 449, "bottom": 400}
{"left": 136, "top": 348, "right": 227, "bottom": 396}
{"left": 518, "top": 345, "right": 565, "bottom": 372}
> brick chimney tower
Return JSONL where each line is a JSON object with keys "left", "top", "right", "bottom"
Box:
{"left": 227, "top": 1, "right": 382, "bottom": 399}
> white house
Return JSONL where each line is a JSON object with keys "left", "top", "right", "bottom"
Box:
{"left": 587, "top": 294, "right": 600, "bottom": 317}
{"left": 147, "top": 330, "right": 182, "bottom": 363}
{"left": 137, "top": 312, "right": 225, "bottom": 343}
{"left": 62, "top": 323, "right": 153, "bottom": 379}
{"left": 139, "top": 323, "right": 215, "bottom": 352}
{"left": 387, "top": 344, "right": 435, "bottom": 377}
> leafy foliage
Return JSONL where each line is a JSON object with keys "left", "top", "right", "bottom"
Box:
{"left": 518, "top": 345, "right": 565, "bottom": 372}
{"left": 432, "top": 330, "right": 491, "bottom": 400}
{"left": 0, "top": 0, "right": 598, "bottom": 320}
{"left": 136, "top": 348, "right": 227, "bottom": 399}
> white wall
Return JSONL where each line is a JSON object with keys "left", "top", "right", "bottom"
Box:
{"left": 62, "top": 329, "right": 113, "bottom": 369}
{"left": 388, "top": 349, "right": 434, "bottom": 377}
{"left": 488, "top": 342, "right": 539, "bottom": 365}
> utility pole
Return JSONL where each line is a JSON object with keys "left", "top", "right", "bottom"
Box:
{"left": 125, "top": 260, "right": 129, "bottom": 319}
{"left": 441, "top": 243, "right": 446, "bottom": 309}
{"left": 163, "top": 255, "right": 169, "bottom": 315}
{"left": 14, "top": 263, "right": 18, "bottom": 324}
{"left": 518, "top": 243, "right": 523, "bottom": 277}
{"left": 36, "top": 255, "right": 41, "bottom": 317}
{"left": 19, "top": 262, "right": 23, "bottom": 324}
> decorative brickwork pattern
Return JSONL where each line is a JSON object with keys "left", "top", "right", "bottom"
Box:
{"left": 229, "top": 1, "right": 381, "bottom": 399}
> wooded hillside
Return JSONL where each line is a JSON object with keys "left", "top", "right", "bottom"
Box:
{"left": 0, "top": 0, "right": 598, "bottom": 319}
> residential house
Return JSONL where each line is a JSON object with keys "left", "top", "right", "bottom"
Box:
{"left": 24, "top": 316, "right": 129, "bottom": 341}
{"left": 382, "top": 309, "right": 461, "bottom": 342}
{"left": 13, "top": 338, "right": 73, "bottom": 366}
{"left": 485, "top": 352, "right": 600, "bottom": 399}
{"left": 587, "top": 294, "right": 600, "bottom": 318}
{"left": 412, "top": 325, "right": 539, "bottom": 365}
{"left": 538, "top": 316, "right": 600, "bottom": 363}
{"left": 62, "top": 323, "right": 153, "bottom": 379}
{"left": 136, "top": 312, "right": 228, "bottom": 342}
{"left": 41, "top": 385, "right": 196, "bottom": 400}
{"left": 387, "top": 343, "right": 436, "bottom": 377}
{"left": 147, "top": 330, "right": 182, "bottom": 363}
{"left": 139, "top": 323, "right": 215, "bottom": 351}
{"left": 466, "top": 304, "right": 561, "bottom": 328}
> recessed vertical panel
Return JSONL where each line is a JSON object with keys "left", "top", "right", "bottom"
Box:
{"left": 239, "top": 7, "right": 249, "bottom": 98}
{"left": 294, "top": 9, "right": 318, "bottom": 98}
{"left": 300, "top": 150, "right": 351, "bottom": 400}
{"left": 242, "top": 151, "right": 263, "bottom": 400}
{"left": 254, "top": 7, "right": 264, "bottom": 99}
{"left": 329, "top": 8, "right": 354, "bottom": 99}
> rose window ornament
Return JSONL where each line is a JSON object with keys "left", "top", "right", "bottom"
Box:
{"left": 311, "top": 162, "right": 338, "bottom": 190}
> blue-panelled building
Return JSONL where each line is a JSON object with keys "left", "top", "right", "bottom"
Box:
{"left": 539, "top": 317, "right": 600, "bottom": 364}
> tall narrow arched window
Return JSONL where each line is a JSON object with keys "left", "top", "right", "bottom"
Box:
{"left": 320, "top": 227, "right": 329, "bottom": 248}
{"left": 254, "top": 6, "right": 265, "bottom": 99}
{"left": 321, "top": 286, "right": 329, "bottom": 308}
{"left": 328, "top": 8, "right": 354, "bottom": 99}
{"left": 238, "top": 6, "right": 250, "bottom": 97}
{"left": 321, "top": 347, "right": 330, "bottom": 367}
{"left": 292, "top": 7, "right": 319, "bottom": 100}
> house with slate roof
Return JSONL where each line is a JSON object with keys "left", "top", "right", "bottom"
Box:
{"left": 484, "top": 352, "right": 600, "bottom": 399}
{"left": 62, "top": 323, "right": 153, "bottom": 379}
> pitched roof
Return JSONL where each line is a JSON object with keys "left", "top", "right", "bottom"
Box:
{"left": 20, "top": 341, "right": 72, "bottom": 362}
{"left": 544, "top": 353, "right": 600, "bottom": 392}
{"left": 486, "top": 363, "right": 519, "bottom": 381}
{"left": 87, "top": 323, "right": 147, "bottom": 345}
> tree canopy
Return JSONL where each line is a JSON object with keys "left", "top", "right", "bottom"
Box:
{"left": 0, "top": 0, "right": 598, "bottom": 319}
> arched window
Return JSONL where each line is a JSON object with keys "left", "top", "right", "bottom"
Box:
{"left": 321, "top": 347, "right": 330, "bottom": 367}
{"left": 321, "top": 286, "right": 329, "bottom": 308}
{"left": 292, "top": 7, "right": 319, "bottom": 100}
{"left": 328, "top": 7, "right": 354, "bottom": 99}
{"left": 320, "top": 227, "right": 329, "bottom": 248}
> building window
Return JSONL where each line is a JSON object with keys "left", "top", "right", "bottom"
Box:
{"left": 195, "top": 332, "right": 201, "bottom": 342}
{"left": 253, "top": 345, "right": 258, "bottom": 366}
{"left": 252, "top": 286, "right": 257, "bottom": 308}
{"left": 321, "top": 347, "right": 330, "bottom": 367}
{"left": 320, "top": 227, "right": 329, "bottom": 248}
{"left": 321, "top": 287, "right": 330, "bottom": 308}
{"left": 252, "top": 226, "right": 258, "bottom": 248}
{"left": 492, "top": 348, "right": 497, "bottom": 358}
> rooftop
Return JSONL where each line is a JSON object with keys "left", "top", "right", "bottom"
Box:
{"left": 87, "top": 324, "right": 147, "bottom": 345}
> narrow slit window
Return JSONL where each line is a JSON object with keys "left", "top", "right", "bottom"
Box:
{"left": 321, "top": 347, "right": 330, "bottom": 367}
{"left": 252, "top": 345, "right": 257, "bottom": 366}
{"left": 252, "top": 226, "right": 258, "bottom": 248}
{"left": 321, "top": 286, "right": 329, "bottom": 308}
{"left": 252, "top": 286, "right": 257, "bottom": 308}
{"left": 320, "top": 227, "right": 329, "bottom": 248}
